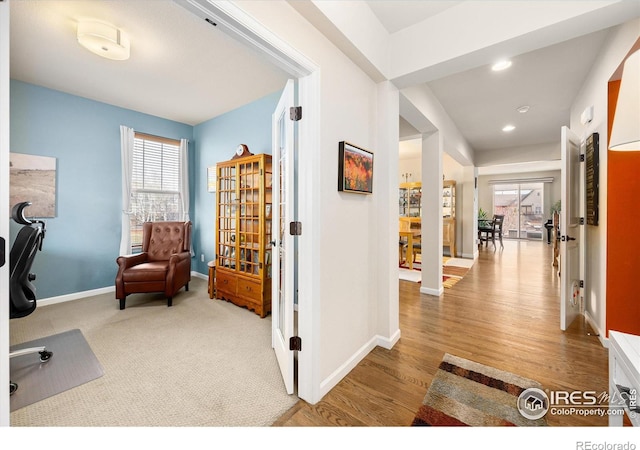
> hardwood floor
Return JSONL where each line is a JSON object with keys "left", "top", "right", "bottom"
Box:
{"left": 274, "top": 239, "right": 610, "bottom": 427}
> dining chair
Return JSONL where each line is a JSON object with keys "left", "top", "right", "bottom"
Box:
{"left": 479, "top": 214, "right": 504, "bottom": 250}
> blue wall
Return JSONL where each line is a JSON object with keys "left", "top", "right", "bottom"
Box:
{"left": 192, "top": 90, "right": 280, "bottom": 274}
{"left": 10, "top": 81, "right": 193, "bottom": 299}
{"left": 10, "top": 80, "right": 280, "bottom": 299}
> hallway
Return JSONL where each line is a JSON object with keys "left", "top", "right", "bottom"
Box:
{"left": 275, "top": 239, "right": 609, "bottom": 426}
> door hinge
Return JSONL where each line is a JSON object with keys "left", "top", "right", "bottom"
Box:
{"left": 289, "top": 336, "right": 302, "bottom": 351}
{"left": 290, "top": 106, "right": 302, "bottom": 122}
{"left": 290, "top": 221, "right": 302, "bottom": 236}
{"left": 580, "top": 153, "right": 585, "bottom": 162}
{"left": 579, "top": 280, "right": 584, "bottom": 288}
{"left": 580, "top": 217, "right": 585, "bottom": 225}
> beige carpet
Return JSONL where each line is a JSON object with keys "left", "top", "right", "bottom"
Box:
{"left": 9, "top": 277, "right": 298, "bottom": 426}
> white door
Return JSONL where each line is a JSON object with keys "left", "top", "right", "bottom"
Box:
{"left": 0, "top": 0, "right": 11, "bottom": 426}
{"left": 272, "top": 79, "right": 296, "bottom": 394}
{"left": 560, "top": 126, "right": 586, "bottom": 331}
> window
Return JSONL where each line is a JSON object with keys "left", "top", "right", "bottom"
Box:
{"left": 492, "top": 182, "right": 544, "bottom": 240}
{"left": 129, "top": 133, "right": 183, "bottom": 250}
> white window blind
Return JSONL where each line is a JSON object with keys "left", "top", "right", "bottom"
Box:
{"left": 130, "top": 133, "right": 182, "bottom": 250}
{"left": 132, "top": 136, "right": 180, "bottom": 192}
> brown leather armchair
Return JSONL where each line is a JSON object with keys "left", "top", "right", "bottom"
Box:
{"left": 115, "top": 221, "right": 192, "bottom": 310}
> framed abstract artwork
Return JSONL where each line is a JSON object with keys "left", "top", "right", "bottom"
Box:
{"left": 338, "top": 141, "right": 373, "bottom": 194}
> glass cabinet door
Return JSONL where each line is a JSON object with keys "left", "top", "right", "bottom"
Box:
{"left": 399, "top": 182, "right": 421, "bottom": 218}
{"left": 264, "top": 159, "right": 272, "bottom": 280}
{"left": 217, "top": 164, "right": 236, "bottom": 269}
{"left": 217, "top": 155, "right": 272, "bottom": 279}
{"left": 238, "top": 159, "right": 261, "bottom": 276}
{"left": 443, "top": 181, "right": 455, "bottom": 219}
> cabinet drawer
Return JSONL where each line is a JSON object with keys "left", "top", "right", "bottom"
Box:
{"left": 237, "top": 278, "right": 262, "bottom": 302}
{"left": 216, "top": 271, "right": 237, "bottom": 293}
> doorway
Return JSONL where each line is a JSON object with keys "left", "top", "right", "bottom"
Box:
{"left": 176, "top": 1, "right": 319, "bottom": 403}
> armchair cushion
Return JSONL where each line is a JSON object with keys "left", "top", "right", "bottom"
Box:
{"left": 121, "top": 261, "right": 169, "bottom": 283}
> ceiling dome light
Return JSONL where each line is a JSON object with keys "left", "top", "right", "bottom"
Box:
{"left": 491, "top": 60, "right": 512, "bottom": 71}
{"left": 77, "top": 21, "right": 130, "bottom": 61}
{"left": 517, "top": 105, "right": 530, "bottom": 114}
{"left": 502, "top": 125, "right": 516, "bottom": 132}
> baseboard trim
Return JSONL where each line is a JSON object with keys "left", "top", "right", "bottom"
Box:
{"left": 584, "top": 311, "right": 608, "bottom": 348}
{"left": 38, "top": 286, "right": 115, "bottom": 307}
{"left": 191, "top": 271, "right": 207, "bottom": 280}
{"left": 376, "top": 328, "right": 401, "bottom": 350}
{"left": 39, "top": 273, "right": 208, "bottom": 308}
{"left": 420, "top": 286, "right": 443, "bottom": 296}
{"left": 319, "top": 330, "right": 399, "bottom": 399}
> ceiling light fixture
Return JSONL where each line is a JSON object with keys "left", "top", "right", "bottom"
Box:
{"left": 77, "top": 21, "right": 130, "bottom": 61}
{"left": 491, "top": 60, "right": 512, "bottom": 71}
{"left": 610, "top": 50, "right": 640, "bottom": 151}
{"left": 517, "top": 105, "right": 530, "bottom": 114}
{"left": 502, "top": 125, "right": 516, "bottom": 132}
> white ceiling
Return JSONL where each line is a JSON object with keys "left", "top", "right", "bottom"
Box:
{"left": 366, "top": 0, "right": 613, "bottom": 154}
{"left": 7, "top": 0, "right": 629, "bottom": 157}
{"left": 367, "top": 1, "right": 463, "bottom": 33}
{"left": 424, "top": 30, "right": 610, "bottom": 152}
{"left": 9, "top": 0, "right": 290, "bottom": 126}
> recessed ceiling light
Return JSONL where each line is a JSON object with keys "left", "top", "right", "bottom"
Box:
{"left": 517, "top": 105, "right": 530, "bottom": 114}
{"left": 502, "top": 125, "right": 516, "bottom": 132}
{"left": 492, "top": 60, "right": 512, "bottom": 71}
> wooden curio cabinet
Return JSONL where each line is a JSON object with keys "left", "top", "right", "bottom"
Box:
{"left": 399, "top": 182, "right": 422, "bottom": 220}
{"left": 443, "top": 180, "right": 456, "bottom": 256}
{"left": 215, "top": 154, "right": 272, "bottom": 317}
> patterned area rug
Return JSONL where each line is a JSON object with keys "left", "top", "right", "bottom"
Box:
{"left": 399, "top": 257, "right": 472, "bottom": 288}
{"left": 411, "top": 353, "right": 548, "bottom": 426}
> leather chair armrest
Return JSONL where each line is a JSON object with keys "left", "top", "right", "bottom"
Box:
{"left": 116, "top": 252, "right": 148, "bottom": 270}
{"left": 166, "top": 251, "right": 191, "bottom": 297}
{"left": 168, "top": 251, "right": 191, "bottom": 266}
{"left": 115, "top": 252, "right": 149, "bottom": 301}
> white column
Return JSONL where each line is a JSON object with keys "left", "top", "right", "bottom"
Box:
{"left": 461, "top": 165, "right": 479, "bottom": 259}
{"left": 376, "top": 80, "right": 400, "bottom": 347}
{"left": 420, "top": 131, "right": 443, "bottom": 296}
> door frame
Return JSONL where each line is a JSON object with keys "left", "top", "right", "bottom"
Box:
{"left": 0, "top": 0, "right": 10, "bottom": 426}
{"left": 176, "top": 0, "right": 321, "bottom": 403}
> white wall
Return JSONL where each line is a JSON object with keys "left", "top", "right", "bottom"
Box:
{"left": 569, "top": 18, "right": 640, "bottom": 339}
{"left": 475, "top": 143, "right": 559, "bottom": 167}
{"left": 237, "top": 1, "right": 398, "bottom": 402}
{"left": 398, "top": 156, "right": 421, "bottom": 183}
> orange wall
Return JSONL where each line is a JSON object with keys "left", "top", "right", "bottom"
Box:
{"left": 606, "top": 79, "right": 640, "bottom": 336}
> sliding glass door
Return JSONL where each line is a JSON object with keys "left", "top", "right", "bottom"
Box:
{"left": 493, "top": 183, "right": 544, "bottom": 240}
